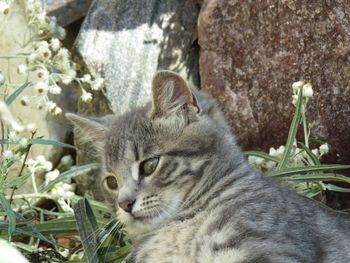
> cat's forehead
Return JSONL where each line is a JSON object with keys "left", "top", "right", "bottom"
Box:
{"left": 104, "top": 106, "right": 162, "bottom": 162}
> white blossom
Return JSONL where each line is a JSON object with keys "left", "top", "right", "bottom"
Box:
{"left": 91, "top": 77, "right": 105, "bottom": 90}
{"left": 49, "top": 85, "right": 62, "bottom": 95}
{"left": 0, "top": 71, "right": 5, "bottom": 84}
{"left": 61, "top": 69, "right": 76, "bottom": 84}
{"left": 302, "top": 83, "right": 313, "bottom": 98}
{"left": 50, "top": 38, "right": 60, "bottom": 51}
{"left": 3, "top": 150, "right": 14, "bottom": 160}
{"left": 81, "top": 74, "right": 91, "bottom": 83}
{"left": 292, "top": 80, "right": 304, "bottom": 93}
{"left": 17, "top": 64, "right": 27, "bottom": 75}
{"left": 81, "top": 89, "right": 92, "bottom": 103}
{"left": 319, "top": 143, "right": 329, "bottom": 155}
{"left": 19, "top": 138, "right": 29, "bottom": 147}
{"left": 61, "top": 155, "right": 73, "bottom": 167}
{"left": 0, "top": 2, "right": 10, "bottom": 15}
{"left": 35, "top": 67, "right": 49, "bottom": 81}
{"left": 311, "top": 149, "right": 319, "bottom": 157}
{"left": 34, "top": 81, "right": 48, "bottom": 93}
{"left": 46, "top": 169, "right": 60, "bottom": 181}
{"left": 57, "top": 26, "right": 66, "bottom": 40}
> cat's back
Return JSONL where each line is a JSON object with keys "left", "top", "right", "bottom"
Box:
{"left": 130, "top": 169, "right": 350, "bottom": 263}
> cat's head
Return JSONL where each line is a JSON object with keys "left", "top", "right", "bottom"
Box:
{"left": 67, "top": 71, "right": 242, "bottom": 237}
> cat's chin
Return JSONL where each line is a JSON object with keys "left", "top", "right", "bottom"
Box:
{"left": 117, "top": 210, "right": 163, "bottom": 237}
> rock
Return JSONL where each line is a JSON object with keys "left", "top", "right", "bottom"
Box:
{"left": 44, "top": 0, "right": 92, "bottom": 26}
{"left": 73, "top": 0, "right": 199, "bottom": 199}
{"left": 198, "top": 0, "right": 350, "bottom": 164}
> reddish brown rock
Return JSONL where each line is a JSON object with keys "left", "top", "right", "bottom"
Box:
{"left": 198, "top": 0, "right": 350, "bottom": 164}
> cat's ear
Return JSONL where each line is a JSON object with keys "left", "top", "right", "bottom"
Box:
{"left": 65, "top": 113, "right": 110, "bottom": 152}
{"left": 151, "top": 70, "right": 200, "bottom": 118}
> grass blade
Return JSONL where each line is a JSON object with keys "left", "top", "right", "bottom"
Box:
{"left": 297, "top": 142, "right": 320, "bottom": 165}
{"left": 30, "top": 138, "right": 76, "bottom": 149}
{"left": 39, "top": 163, "right": 100, "bottom": 192}
{"left": 277, "top": 88, "right": 303, "bottom": 170}
{"left": 270, "top": 164, "right": 350, "bottom": 177}
{"left": 5, "top": 82, "right": 31, "bottom": 106}
{"left": 324, "top": 184, "right": 350, "bottom": 193}
{"left": 286, "top": 173, "right": 350, "bottom": 184}
{"left": 244, "top": 151, "right": 279, "bottom": 163}
{"left": 0, "top": 193, "right": 16, "bottom": 240}
{"left": 74, "top": 198, "right": 99, "bottom": 263}
{"left": 4, "top": 172, "right": 31, "bottom": 189}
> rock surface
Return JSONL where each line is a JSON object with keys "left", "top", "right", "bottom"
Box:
{"left": 45, "top": 0, "right": 92, "bottom": 26}
{"left": 198, "top": 0, "right": 350, "bottom": 164}
{"left": 73, "top": 0, "right": 199, "bottom": 199}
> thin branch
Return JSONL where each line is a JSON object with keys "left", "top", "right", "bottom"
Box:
{"left": 8, "top": 130, "right": 36, "bottom": 204}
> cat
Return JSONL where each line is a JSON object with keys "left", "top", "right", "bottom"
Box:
{"left": 67, "top": 70, "right": 350, "bottom": 263}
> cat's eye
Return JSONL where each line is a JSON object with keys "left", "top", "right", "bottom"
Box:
{"left": 104, "top": 175, "right": 118, "bottom": 190}
{"left": 140, "top": 157, "right": 159, "bottom": 176}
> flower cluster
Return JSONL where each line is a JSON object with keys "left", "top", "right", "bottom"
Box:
{"left": 291, "top": 80, "right": 313, "bottom": 105}
{"left": 1, "top": 0, "right": 105, "bottom": 118}
{"left": 248, "top": 143, "right": 330, "bottom": 172}
{"left": 45, "top": 169, "right": 75, "bottom": 199}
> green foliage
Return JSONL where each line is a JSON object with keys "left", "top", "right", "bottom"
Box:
{"left": 245, "top": 81, "right": 350, "bottom": 198}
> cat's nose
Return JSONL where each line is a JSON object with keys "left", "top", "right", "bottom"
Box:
{"left": 118, "top": 200, "right": 135, "bottom": 213}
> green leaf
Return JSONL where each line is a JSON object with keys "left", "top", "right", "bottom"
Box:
{"left": 5, "top": 82, "right": 31, "bottom": 106}
{"left": 297, "top": 142, "right": 320, "bottom": 165}
{"left": 39, "top": 163, "right": 100, "bottom": 192}
{"left": 270, "top": 164, "right": 350, "bottom": 177}
{"left": 0, "top": 193, "right": 16, "bottom": 240}
{"left": 4, "top": 172, "right": 31, "bottom": 189}
{"left": 325, "top": 184, "right": 350, "bottom": 193}
{"left": 30, "top": 138, "right": 76, "bottom": 149}
{"left": 74, "top": 198, "right": 99, "bottom": 263}
{"left": 277, "top": 88, "right": 303, "bottom": 170}
{"left": 244, "top": 151, "right": 279, "bottom": 163}
{"left": 286, "top": 173, "right": 350, "bottom": 184}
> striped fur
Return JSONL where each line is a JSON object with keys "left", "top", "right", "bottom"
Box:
{"left": 67, "top": 71, "right": 350, "bottom": 263}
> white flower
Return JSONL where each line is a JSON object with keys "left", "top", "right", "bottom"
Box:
{"left": 50, "top": 38, "right": 61, "bottom": 51}
{"left": 8, "top": 131, "right": 19, "bottom": 142}
{"left": 0, "top": 71, "right": 5, "bottom": 84}
{"left": 17, "top": 64, "right": 27, "bottom": 75}
{"left": 247, "top": 156, "right": 264, "bottom": 166}
{"left": 35, "top": 67, "right": 49, "bottom": 81}
{"left": 19, "top": 138, "right": 29, "bottom": 147}
{"left": 269, "top": 147, "right": 277, "bottom": 157}
{"left": 61, "top": 155, "right": 73, "bottom": 167}
{"left": 81, "top": 89, "right": 92, "bottom": 103}
{"left": 26, "top": 123, "right": 37, "bottom": 132}
{"left": 292, "top": 94, "right": 298, "bottom": 106}
{"left": 3, "top": 150, "right": 14, "bottom": 160}
{"left": 292, "top": 81, "right": 304, "bottom": 93}
{"left": 276, "top": 146, "right": 285, "bottom": 156}
{"left": 81, "top": 74, "right": 91, "bottom": 83}
{"left": 36, "top": 155, "right": 46, "bottom": 164}
{"left": 53, "top": 106, "right": 62, "bottom": 116}
{"left": 319, "top": 143, "right": 329, "bottom": 155}
{"left": 57, "top": 26, "right": 66, "bottom": 40}
{"left": 44, "top": 161, "right": 53, "bottom": 171}
{"left": 27, "top": 53, "right": 38, "bottom": 64}
{"left": 46, "top": 169, "right": 60, "bottom": 181}
{"left": 46, "top": 101, "right": 57, "bottom": 112}
{"left": 61, "top": 69, "right": 76, "bottom": 84}
{"left": 34, "top": 81, "right": 48, "bottom": 94}
{"left": 0, "top": 101, "right": 23, "bottom": 132}
{"left": 264, "top": 161, "right": 276, "bottom": 170}
{"left": 0, "top": 2, "right": 10, "bottom": 15}
{"left": 49, "top": 85, "right": 62, "bottom": 95}
{"left": 302, "top": 83, "right": 313, "bottom": 98}
{"left": 311, "top": 149, "right": 319, "bottom": 157}
{"left": 35, "top": 11, "right": 47, "bottom": 26}
{"left": 91, "top": 77, "right": 105, "bottom": 90}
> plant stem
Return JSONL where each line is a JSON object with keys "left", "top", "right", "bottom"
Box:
{"left": 303, "top": 113, "right": 309, "bottom": 148}
{"left": 7, "top": 193, "right": 51, "bottom": 200}
{"left": 8, "top": 131, "right": 36, "bottom": 204}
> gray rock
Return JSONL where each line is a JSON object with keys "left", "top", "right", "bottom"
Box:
{"left": 72, "top": 0, "right": 199, "bottom": 199}
{"left": 44, "top": 0, "right": 93, "bottom": 26}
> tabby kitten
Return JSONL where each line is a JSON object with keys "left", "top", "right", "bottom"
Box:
{"left": 67, "top": 71, "right": 350, "bottom": 263}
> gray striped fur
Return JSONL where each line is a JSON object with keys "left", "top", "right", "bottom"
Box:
{"left": 67, "top": 71, "right": 350, "bottom": 263}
